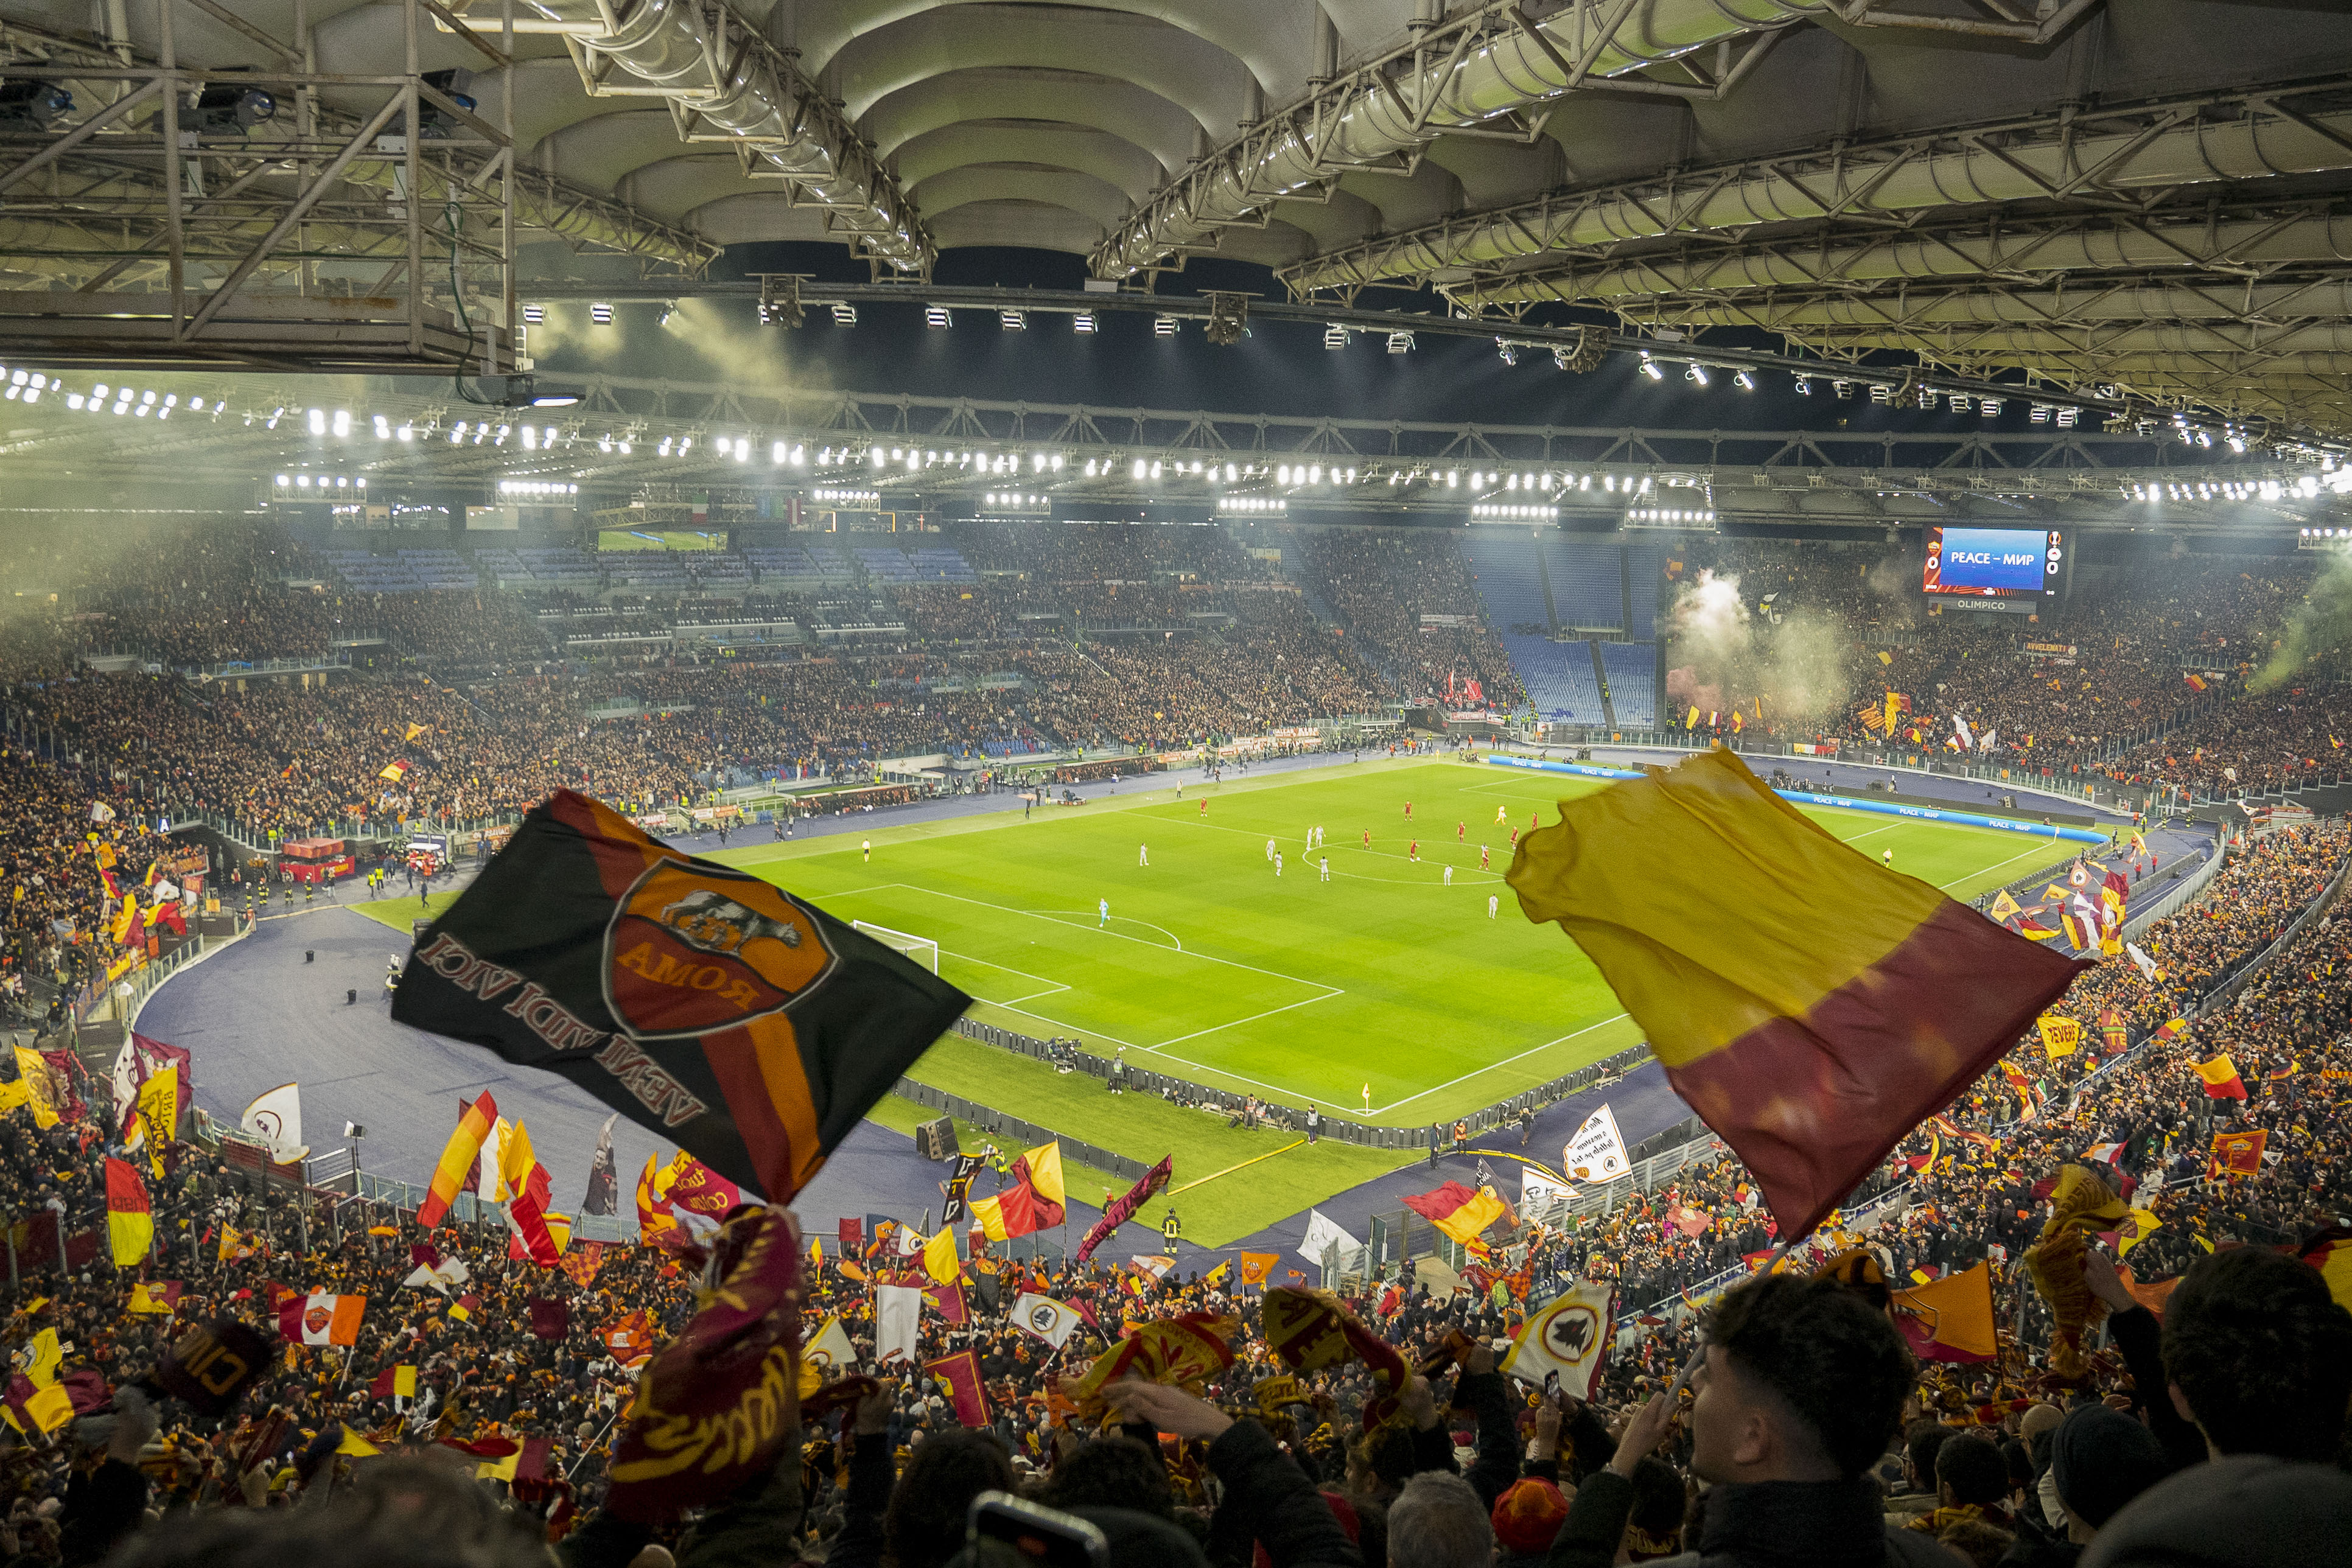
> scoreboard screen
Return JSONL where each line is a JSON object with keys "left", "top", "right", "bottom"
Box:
{"left": 1923, "top": 527, "right": 2062, "bottom": 598}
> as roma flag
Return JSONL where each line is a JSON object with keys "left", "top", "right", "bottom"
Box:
{"left": 393, "top": 791, "right": 969, "bottom": 1201}
{"left": 1507, "top": 749, "right": 2088, "bottom": 1242}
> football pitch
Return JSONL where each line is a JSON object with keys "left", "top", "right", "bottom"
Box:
{"left": 728, "top": 757, "right": 2072, "bottom": 1124}
{"left": 352, "top": 756, "right": 2077, "bottom": 1242}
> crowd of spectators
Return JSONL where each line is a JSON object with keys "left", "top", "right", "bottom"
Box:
{"left": 0, "top": 530, "right": 2347, "bottom": 1563}
{"left": 1651, "top": 541, "right": 2348, "bottom": 807}
{"left": 0, "top": 805, "right": 2343, "bottom": 1567}
{"left": 1292, "top": 531, "right": 1528, "bottom": 711}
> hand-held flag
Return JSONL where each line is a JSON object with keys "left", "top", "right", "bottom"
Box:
{"left": 277, "top": 1293, "right": 365, "bottom": 1346}
{"left": 1074, "top": 1155, "right": 1172, "bottom": 1263}
{"left": 607, "top": 1206, "right": 803, "bottom": 1522}
{"left": 873, "top": 1284, "right": 922, "bottom": 1367}
{"left": 1500, "top": 1283, "right": 1612, "bottom": 1398}
{"left": 1008, "top": 1292, "right": 1082, "bottom": 1348}
{"left": 922, "top": 1350, "right": 990, "bottom": 1427}
{"left": 2193, "top": 1054, "right": 2248, "bottom": 1100}
{"left": 1563, "top": 1104, "right": 1629, "bottom": 1180}
{"left": 103, "top": 1157, "right": 152, "bottom": 1266}
{"left": 419, "top": 1092, "right": 497, "bottom": 1228}
{"left": 970, "top": 1141, "right": 1065, "bottom": 1239}
{"left": 1402, "top": 1182, "right": 1506, "bottom": 1246}
{"left": 1505, "top": 748, "right": 2089, "bottom": 1242}
{"left": 391, "top": 791, "right": 970, "bottom": 1200}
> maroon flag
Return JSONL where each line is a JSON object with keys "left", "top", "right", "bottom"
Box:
{"left": 527, "top": 1298, "right": 570, "bottom": 1340}
{"left": 128, "top": 1032, "right": 194, "bottom": 1120}
{"left": 838, "top": 1216, "right": 863, "bottom": 1256}
{"left": 144, "top": 1318, "right": 271, "bottom": 1417}
{"left": 922, "top": 1349, "right": 989, "bottom": 1427}
{"left": 923, "top": 1281, "right": 968, "bottom": 1325}
{"left": 516, "top": 1437, "right": 555, "bottom": 1483}
{"left": 1074, "top": 1155, "right": 1172, "bottom": 1264}
{"left": 391, "top": 793, "right": 968, "bottom": 1203}
{"left": 606, "top": 1206, "right": 801, "bottom": 1521}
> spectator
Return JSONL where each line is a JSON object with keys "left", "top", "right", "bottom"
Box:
{"left": 2158, "top": 1246, "right": 2352, "bottom": 1463}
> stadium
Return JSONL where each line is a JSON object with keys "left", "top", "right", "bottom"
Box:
{"left": 1, "top": 1, "right": 2349, "bottom": 1561}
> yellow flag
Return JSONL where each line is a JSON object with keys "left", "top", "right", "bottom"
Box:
{"left": 337, "top": 1425, "right": 382, "bottom": 1457}
{"left": 137, "top": 1066, "right": 178, "bottom": 1144}
{"left": 24, "top": 1328, "right": 61, "bottom": 1387}
{"left": 2037, "top": 1016, "right": 2082, "bottom": 1058}
{"left": 11, "top": 1048, "right": 58, "bottom": 1129}
{"left": 22, "top": 1384, "right": 72, "bottom": 1435}
{"left": 2116, "top": 1209, "right": 2161, "bottom": 1257}
{"left": 922, "top": 1225, "right": 962, "bottom": 1285}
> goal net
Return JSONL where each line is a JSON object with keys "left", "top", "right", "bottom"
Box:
{"left": 853, "top": 920, "right": 939, "bottom": 974}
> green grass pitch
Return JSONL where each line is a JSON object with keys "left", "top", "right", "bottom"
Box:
{"left": 730, "top": 758, "right": 2067, "bottom": 1121}
{"left": 355, "top": 757, "right": 2074, "bottom": 1244}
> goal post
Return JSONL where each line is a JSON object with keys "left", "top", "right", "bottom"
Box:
{"left": 853, "top": 920, "right": 940, "bottom": 974}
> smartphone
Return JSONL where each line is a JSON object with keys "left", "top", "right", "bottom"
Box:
{"left": 968, "top": 1491, "right": 1110, "bottom": 1568}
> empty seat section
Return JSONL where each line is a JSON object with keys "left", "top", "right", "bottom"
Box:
{"left": 1502, "top": 634, "right": 1601, "bottom": 721}
{"left": 1541, "top": 538, "right": 1622, "bottom": 630}
{"left": 1598, "top": 642, "right": 1657, "bottom": 727}
{"left": 1461, "top": 533, "right": 1550, "bottom": 631}
{"left": 1623, "top": 544, "right": 1667, "bottom": 639}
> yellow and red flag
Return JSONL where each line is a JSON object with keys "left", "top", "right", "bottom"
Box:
{"left": 2208, "top": 1128, "right": 2266, "bottom": 1177}
{"left": 2300, "top": 1227, "right": 2352, "bottom": 1311}
{"left": 1402, "top": 1181, "right": 1508, "bottom": 1246}
{"left": 1260, "top": 1287, "right": 1410, "bottom": 1429}
{"left": 418, "top": 1091, "right": 497, "bottom": 1228}
{"left": 2037, "top": 1015, "right": 2082, "bottom": 1058}
{"left": 922, "top": 1349, "right": 990, "bottom": 1427}
{"left": 1892, "top": 1261, "right": 1998, "bottom": 1363}
{"left": 500, "top": 1121, "right": 561, "bottom": 1267}
{"left": 970, "top": 1141, "right": 1065, "bottom": 1241}
{"left": 2193, "top": 1054, "right": 2247, "bottom": 1100}
{"left": 1237, "top": 1251, "right": 1279, "bottom": 1289}
{"left": 1505, "top": 748, "right": 2088, "bottom": 1241}
{"left": 103, "top": 1157, "right": 152, "bottom": 1266}
{"left": 634, "top": 1154, "right": 675, "bottom": 1241}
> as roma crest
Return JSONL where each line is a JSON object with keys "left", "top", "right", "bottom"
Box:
{"left": 602, "top": 859, "right": 838, "bottom": 1041}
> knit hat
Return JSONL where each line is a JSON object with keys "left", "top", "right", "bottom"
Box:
{"left": 2050, "top": 1404, "right": 2168, "bottom": 1529}
{"left": 1489, "top": 1476, "right": 1568, "bottom": 1556}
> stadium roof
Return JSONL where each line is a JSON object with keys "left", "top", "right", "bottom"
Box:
{"left": 1, "top": 2, "right": 2350, "bottom": 434}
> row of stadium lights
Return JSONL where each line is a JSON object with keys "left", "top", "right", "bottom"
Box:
{"left": 2, "top": 355, "right": 2339, "bottom": 501}
{"left": 5, "top": 365, "right": 208, "bottom": 420}
{"left": 2135, "top": 471, "right": 2352, "bottom": 502}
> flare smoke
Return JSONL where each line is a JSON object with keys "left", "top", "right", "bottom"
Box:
{"left": 2251, "top": 549, "right": 2352, "bottom": 691}
{"left": 1663, "top": 569, "right": 1853, "bottom": 722}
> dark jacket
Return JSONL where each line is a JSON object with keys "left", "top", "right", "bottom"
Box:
{"left": 2103, "top": 1306, "right": 2205, "bottom": 1474}
{"left": 1205, "top": 1418, "right": 1364, "bottom": 1568}
{"left": 822, "top": 1429, "right": 896, "bottom": 1568}
{"left": 58, "top": 1457, "right": 148, "bottom": 1567}
{"left": 1454, "top": 1368, "right": 1524, "bottom": 1508}
{"left": 1546, "top": 1469, "right": 1965, "bottom": 1568}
